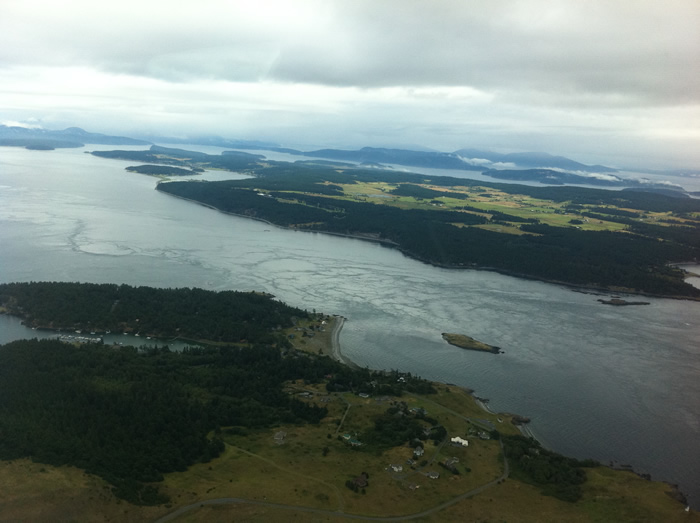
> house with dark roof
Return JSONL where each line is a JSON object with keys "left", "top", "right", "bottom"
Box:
{"left": 353, "top": 473, "right": 368, "bottom": 488}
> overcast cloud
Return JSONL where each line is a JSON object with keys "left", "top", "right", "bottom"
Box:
{"left": 1, "top": 0, "right": 698, "bottom": 169}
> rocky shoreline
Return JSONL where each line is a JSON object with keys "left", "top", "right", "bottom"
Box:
{"left": 441, "top": 332, "right": 501, "bottom": 354}
{"left": 597, "top": 298, "right": 651, "bottom": 306}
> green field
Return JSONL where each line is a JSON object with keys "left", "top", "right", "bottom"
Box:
{"left": 334, "top": 181, "right": 660, "bottom": 234}
{"left": 3, "top": 381, "right": 694, "bottom": 522}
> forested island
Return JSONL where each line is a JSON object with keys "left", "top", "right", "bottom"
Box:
{"left": 442, "top": 333, "right": 501, "bottom": 354}
{"left": 0, "top": 282, "right": 694, "bottom": 521}
{"left": 105, "top": 145, "right": 700, "bottom": 298}
{"left": 0, "top": 138, "right": 83, "bottom": 150}
{"left": 91, "top": 145, "right": 264, "bottom": 171}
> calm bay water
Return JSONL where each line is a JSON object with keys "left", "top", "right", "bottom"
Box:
{"left": 1, "top": 146, "right": 699, "bottom": 507}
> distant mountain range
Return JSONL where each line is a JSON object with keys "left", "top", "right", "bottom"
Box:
{"left": 0, "top": 125, "right": 618, "bottom": 173}
{"left": 453, "top": 148, "right": 617, "bottom": 173}
{"left": 0, "top": 125, "right": 150, "bottom": 149}
{"left": 224, "top": 144, "right": 619, "bottom": 174}
{"left": 122, "top": 132, "right": 618, "bottom": 174}
{"left": 148, "top": 134, "right": 276, "bottom": 150}
{"left": 6, "top": 124, "right": 688, "bottom": 193}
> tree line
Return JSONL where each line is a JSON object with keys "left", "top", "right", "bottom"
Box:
{"left": 0, "top": 282, "right": 308, "bottom": 343}
{"left": 502, "top": 434, "right": 599, "bottom": 502}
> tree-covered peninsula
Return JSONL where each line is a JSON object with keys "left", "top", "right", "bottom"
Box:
{"left": 146, "top": 153, "right": 700, "bottom": 298}
{"left": 0, "top": 282, "right": 304, "bottom": 344}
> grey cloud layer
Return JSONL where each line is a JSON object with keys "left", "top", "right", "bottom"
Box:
{"left": 1, "top": 0, "right": 698, "bottom": 169}
{"left": 3, "top": 1, "right": 698, "bottom": 106}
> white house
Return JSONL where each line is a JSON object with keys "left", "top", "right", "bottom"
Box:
{"left": 450, "top": 436, "right": 469, "bottom": 447}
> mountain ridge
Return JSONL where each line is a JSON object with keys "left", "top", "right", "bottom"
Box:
{"left": 0, "top": 125, "right": 151, "bottom": 147}
{"left": 1, "top": 124, "right": 619, "bottom": 173}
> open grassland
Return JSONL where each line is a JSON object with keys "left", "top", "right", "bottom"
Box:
{"left": 2, "top": 381, "right": 696, "bottom": 522}
{"left": 332, "top": 182, "right": 654, "bottom": 234}
{"left": 0, "top": 459, "right": 165, "bottom": 523}
{"left": 426, "top": 472, "right": 699, "bottom": 523}
{"left": 197, "top": 387, "right": 513, "bottom": 518}
{"left": 159, "top": 386, "right": 698, "bottom": 521}
{"left": 159, "top": 477, "right": 699, "bottom": 523}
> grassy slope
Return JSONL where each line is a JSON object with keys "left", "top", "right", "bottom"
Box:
{"left": 336, "top": 181, "right": 672, "bottom": 234}
{"left": 3, "top": 380, "right": 695, "bottom": 522}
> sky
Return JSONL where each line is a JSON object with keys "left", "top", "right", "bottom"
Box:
{"left": 1, "top": 0, "right": 699, "bottom": 170}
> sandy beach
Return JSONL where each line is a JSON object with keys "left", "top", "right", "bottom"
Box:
{"left": 328, "top": 315, "right": 359, "bottom": 369}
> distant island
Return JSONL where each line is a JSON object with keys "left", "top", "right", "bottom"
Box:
{"left": 598, "top": 298, "right": 651, "bottom": 306}
{"left": 0, "top": 138, "right": 83, "bottom": 150}
{"left": 91, "top": 144, "right": 264, "bottom": 171}
{"left": 482, "top": 168, "right": 688, "bottom": 193}
{"left": 228, "top": 144, "right": 620, "bottom": 175}
{"left": 0, "top": 124, "right": 150, "bottom": 147}
{"left": 442, "top": 333, "right": 501, "bottom": 354}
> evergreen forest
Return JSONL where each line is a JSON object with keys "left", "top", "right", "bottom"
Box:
{"left": 0, "top": 282, "right": 306, "bottom": 343}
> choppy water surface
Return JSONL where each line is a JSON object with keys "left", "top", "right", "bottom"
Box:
{"left": 1, "top": 145, "right": 699, "bottom": 507}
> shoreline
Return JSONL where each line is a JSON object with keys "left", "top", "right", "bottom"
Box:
{"left": 328, "top": 315, "right": 539, "bottom": 442}
{"left": 157, "top": 186, "right": 700, "bottom": 301}
{"left": 327, "top": 315, "right": 359, "bottom": 370}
